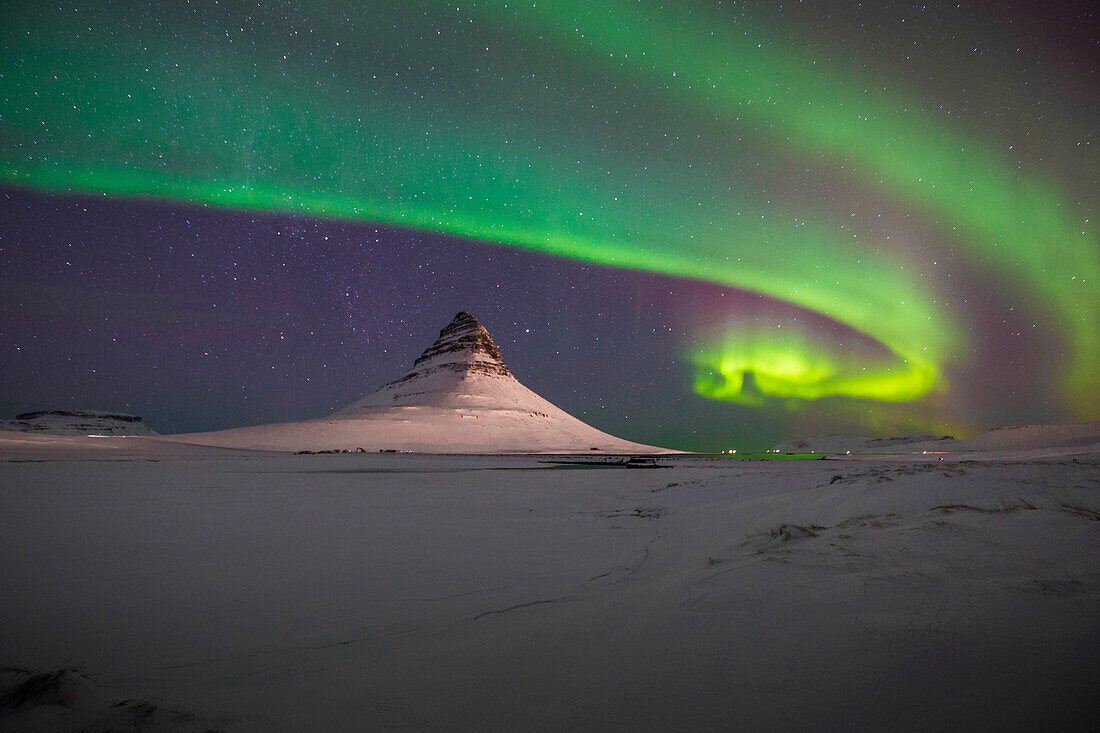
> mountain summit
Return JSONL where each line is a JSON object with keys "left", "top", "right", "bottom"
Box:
{"left": 169, "top": 312, "right": 672, "bottom": 454}
{"left": 408, "top": 311, "right": 512, "bottom": 380}
{"left": 335, "top": 312, "right": 514, "bottom": 412}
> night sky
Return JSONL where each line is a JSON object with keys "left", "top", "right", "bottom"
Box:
{"left": 1, "top": 1, "right": 1096, "bottom": 451}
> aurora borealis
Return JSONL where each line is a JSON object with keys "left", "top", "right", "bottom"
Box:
{"left": 1, "top": 1, "right": 1096, "bottom": 449}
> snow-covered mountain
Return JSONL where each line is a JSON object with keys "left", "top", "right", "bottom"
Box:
{"left": 0, "top": 410, "right": 159, "bottom": 436}
{"left": 165, "top": 312, "right": 672, "bottom": 454}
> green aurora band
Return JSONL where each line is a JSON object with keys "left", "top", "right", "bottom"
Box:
{"left": 692, "top": 321, "right": 938, "bottom": 406}
{"left": 1, "top": 1, "right": 1096, "bottom": 421}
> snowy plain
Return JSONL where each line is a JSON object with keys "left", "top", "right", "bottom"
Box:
{"left": 0, "top": 438, "right": 1097, "bottom": 731}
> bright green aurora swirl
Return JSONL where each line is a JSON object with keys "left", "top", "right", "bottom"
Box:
{"left": 2, "top": 1, "right": 1096, "bottom": 426}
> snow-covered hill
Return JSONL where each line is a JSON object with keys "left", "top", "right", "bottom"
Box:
{"left": 771, "top": 433, "right": 956, "bottom": 454}
{"left": 0, "top": 410, "right": 159, "bottom": 436}
{"left": 772, "top": 421, "right": 1100, "bottom": 457}
{"left": 949, "top": 421, "right": 1100, "bottom": 452}
{"left": 165, "top": 312, "right": 671, "bottom": 454}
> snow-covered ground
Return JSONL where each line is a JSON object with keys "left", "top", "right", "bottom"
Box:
{"left": 1, "top": 437, "right": 1096, "bottom": 731}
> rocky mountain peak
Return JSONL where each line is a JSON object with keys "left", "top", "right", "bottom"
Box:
{"left": 328, "top": 311, "right": 533, "bottom": 415}
{"left": 408, "top": 311, "right": 512, "bottom": 378}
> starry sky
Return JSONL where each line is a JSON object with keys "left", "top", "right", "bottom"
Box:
{"left": 1, "top": 1, "right": 1096, "bottom": 451}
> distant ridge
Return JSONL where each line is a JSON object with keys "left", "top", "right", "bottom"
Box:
{"left": 772, "top": 434, "right": 955, "bottom": 454}
{"left": 165, "top": 312, "right": 673, "bottom": 454}
{"left": 952, "top": 421, "right": 1100, "bottom": 451}
{"left": 1, "top": 409, "right": 158, "bottom": 436}
{"left": 773, "top": 420, "right": 1100, "bottom": 456}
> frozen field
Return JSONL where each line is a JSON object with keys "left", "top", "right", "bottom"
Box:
{"left": 1, "top": 447, "right": 1097, "bottom": 731}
